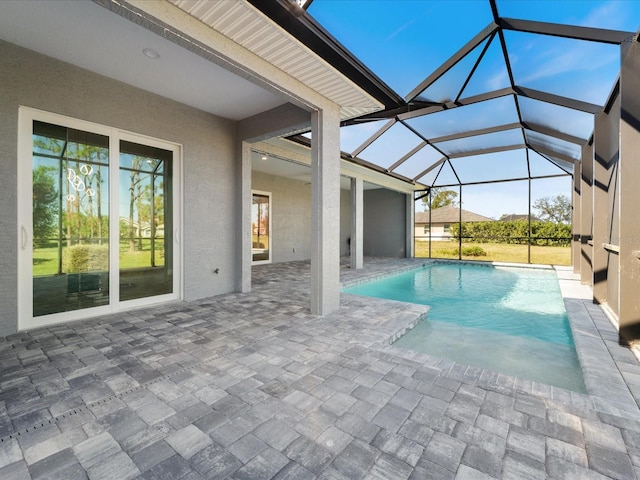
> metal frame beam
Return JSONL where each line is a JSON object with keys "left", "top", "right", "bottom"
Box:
{"left": 447, "top": 143, "right": 525, "bottom": 159}
{"left": 527, "top": 143, "right": 578, "bottom": 166}
{"left": 433, "top": 172, "right": 569, "bottom": 188}
{"left": 350, "top": 119, "right": 395, "bottom": 158}
{"left": 514, "top": 86, "right": 602, "bottom": 114}
{"left": 406, "top": 22, "right": 499, "bottom": 102}
{"left": 398, "top": 87, "right": 514, "bottom": 121}
{"left": 499, "top": 17, "right": 633, "bottom": 45}
{"left": 522, "top": 122, "right": 587, "bottom": 145}
{"left": 413, "top": 157, "right": 446, "bottom": 182}
{"left": 428, "top": 122, "right": 521, "bottom": 144}
{"left": 387, "top": 141, "right": 428, "bottom": 171}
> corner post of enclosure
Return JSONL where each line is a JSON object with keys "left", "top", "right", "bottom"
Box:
{"left": 592, "top": 109, "right": 616, "bottom": 305}
{"left": 618, "top": 36, "right": 640, "bottom": 344}
{"left": 571, "top": 172, "right": 581, "bottom": 274}
{"left": 428, "top": 190, "right": 432, "bottom": 258}
{"left": 580, "top": 142, "right": 594, "bottom": 286}
{"left": 528, "top": 177, "right": 532, "bottom": 264}
{"left": 458, "top": 184, "right": 462, "bottom": 260}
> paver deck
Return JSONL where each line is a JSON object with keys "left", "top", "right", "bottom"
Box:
{"left": 2, "top": 258, "right": 640, "bottom": 479}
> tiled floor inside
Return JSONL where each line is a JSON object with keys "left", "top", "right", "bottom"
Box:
{"left": 2, "top": 258, "right": 640, "bottom": 479}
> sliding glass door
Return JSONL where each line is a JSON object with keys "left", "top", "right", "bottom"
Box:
{"left": 30, "top": 121, "right": 111, "bottom": 316}
{"left": 19, "top": 109, "right": 181, "bottom": 330}
{"left": 119, "top": 141, "right": 174, "bottom": 301}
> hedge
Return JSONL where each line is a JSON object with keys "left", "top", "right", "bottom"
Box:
{"left": 64, "top": 245, "right": 109, "bottom": 272}
{"left": 450, "top": 220, "right": 571, "bottom": 246}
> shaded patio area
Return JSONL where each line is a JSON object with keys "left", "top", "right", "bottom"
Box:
{"left": 2, "top": 259, "right": 640, "bottom": 479}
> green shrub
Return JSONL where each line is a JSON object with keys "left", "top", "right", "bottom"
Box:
{"left": 65, "top": 245, "right": 109, "bottom": 272}
{"left": 450, "top": 220, "right": 570, "bottom": 246}
{"left": 462, "top": 246, "right": 487, "bottom": 256}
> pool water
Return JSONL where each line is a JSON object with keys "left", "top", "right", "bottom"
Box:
{"left": 344, "top": 263, "right": 586, "bottom": 392}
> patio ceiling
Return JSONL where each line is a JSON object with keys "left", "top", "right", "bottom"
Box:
{"left": 254, "top": 0, "right": 637, "bottom": 189}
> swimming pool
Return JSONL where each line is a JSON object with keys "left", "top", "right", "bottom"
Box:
{"left": 343, "top": 262, "right": 586, "bottom": 392}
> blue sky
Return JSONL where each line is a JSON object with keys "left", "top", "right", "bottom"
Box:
{"left": 307, "top": 1, "right": 640, "bottom": 218}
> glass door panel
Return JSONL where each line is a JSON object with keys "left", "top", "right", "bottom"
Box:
{"left": 252, "top": 192, "right": 271, "bottom": 264}
{"left": 32, "top": 121, "right": 110, "bottom": 316}
{"left": 119, "top": 141, "right": 173, "bottom": 301}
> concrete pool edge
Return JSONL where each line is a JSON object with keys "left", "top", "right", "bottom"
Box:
{"left": 342, "top": 259, "right": 640, "bottom": 419}
{"left": 555, "top": 266, "right": 640, "bottom": 417}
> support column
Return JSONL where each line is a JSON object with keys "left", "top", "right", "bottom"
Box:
{"left": 580, "top": 142, "right": 593, "bottom": 286}
{"left": 572, "top": 174, "right": 581, "bottom": 274}
{"left": 238, "top": 141, "right": 253, "bottom": 292}
{"left": 311, "top": 105, "right": 341, "bottom": 315}
{"left": 406, "top": 193, "right": 415, "bottom": 258}
{"left": 619, "top": 37, "right": 640, "bottom": 343}
{"left": 593, "top": 111, "right": 614, "bottom": 304}
{"left": 350, "top": 177, "right": 363, "bottom": 270}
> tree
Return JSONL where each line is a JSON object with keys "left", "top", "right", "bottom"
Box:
{"left": 421, "top": 187, "right": 459, "bottom": 210}
{"left": 32, "top": 165, "right": 58, "bottom": 247}
{"left": 533, "top": 194, "right": 571, "bottom": 224}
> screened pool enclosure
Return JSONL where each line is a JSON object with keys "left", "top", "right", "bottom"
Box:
{"left": 250, "top": 0, "right": 640, "bottom": 342}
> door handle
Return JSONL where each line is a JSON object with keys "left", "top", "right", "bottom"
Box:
{"left": 21, "top": 226, "right": 28, "bottom": 250}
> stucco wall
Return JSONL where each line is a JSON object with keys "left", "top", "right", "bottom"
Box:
{"left": 250, "top": 174, "right": 354, "bottom": 262}
{"left": 363, "top": 189, "right": 407, "bottom": 257}
{"left": 0, "top": 40, "right": 238, "bottom": 335}
{"left": 252, "top": 171, "right": 312, "bottom": 263}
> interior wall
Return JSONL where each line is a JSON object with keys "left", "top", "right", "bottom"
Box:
{"left": 363, "top": 188, "right": 406, "bottom": 257}
{"left": 0, "top": 40, "right": 238, "bottom": 335}
{"left": 252, "top": 171, "right": 311, "bottom": 263}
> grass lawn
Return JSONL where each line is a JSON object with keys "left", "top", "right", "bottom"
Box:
{"left": 415, "top": 240, "right": 571, "bottom": 265}
{"left": 33, "top": 241, "right": 165, "bottom": 276}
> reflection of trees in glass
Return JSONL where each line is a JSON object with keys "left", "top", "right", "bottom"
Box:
{"left": 126, "top": 157, "right": 164, "bottom": 254}
{"left": 32, "top": 165, "right": 58, "bottom": 247}
{"left": 253, "top": 195, "right": 269, "bottom": 249}
{"left": 33, "top": 124, "right": 110, "bottom": 276}
{"left": 128, "top": 158, "right": 143, "bottom": 253}
{"left": 62, "top": 143, "right": 108, "bottom": 244}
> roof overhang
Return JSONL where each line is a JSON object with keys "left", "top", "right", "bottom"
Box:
{"left": 165, "top": 0, "right": 385, "bottom": 121}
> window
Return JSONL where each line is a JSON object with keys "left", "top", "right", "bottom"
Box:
{"left": 251, "top": 191, "right": 271, "bottom": 264}
{"left": 444, "top": 224, "right": 451, "bottom": 233}
{"left": 423, "top": 225, "right": 430, "bottom": 234}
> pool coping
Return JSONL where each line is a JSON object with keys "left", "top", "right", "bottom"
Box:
{"left": 342, "top": 259, "right": 640, "bottom": 419}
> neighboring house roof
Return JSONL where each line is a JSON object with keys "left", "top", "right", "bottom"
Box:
{"left": 500, "top": 214, "right": 542, "bottom": 222}
{"left": 415, "top": 206, "right": 493, "bottom": 224}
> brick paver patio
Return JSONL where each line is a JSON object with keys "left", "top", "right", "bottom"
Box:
{"left": 2, "top": 258, "right": 640, "bottom": 479}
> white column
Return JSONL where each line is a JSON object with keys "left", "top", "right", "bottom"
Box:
{"left": 350, "top": 177, "right": 363, "bottom": 269}
{"left": 239, "top": 141, "right": 252, "bottom": 292}
{"left": 311, "top": 105, "right": 341, "bottom": 315}
{"left": 406, "top": 193, "right": 415, "bottom": 258}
